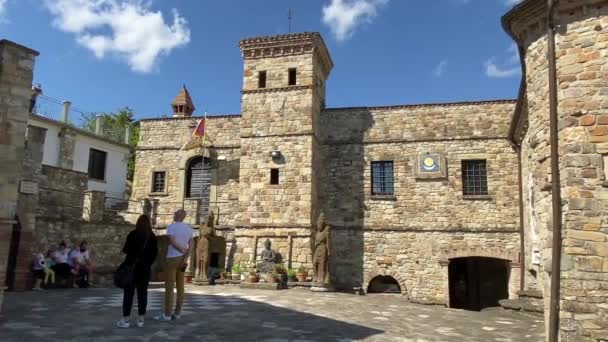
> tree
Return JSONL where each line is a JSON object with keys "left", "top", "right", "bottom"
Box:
{"left": 79, "top": 107, "right": 140, "bottom": 180}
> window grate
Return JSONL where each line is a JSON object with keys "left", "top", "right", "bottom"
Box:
{"left": 152, "top": 172, "right": 166, "bottom": 193}
{"left": 462, "top": 160, "right": 488, "bottom": 196}
{"left": 371, "top": 161, "right": 394, "bottom": 196}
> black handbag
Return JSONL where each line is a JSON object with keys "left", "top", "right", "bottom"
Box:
{"left": 114, "top": 234, "right": 149, "bottom": 289}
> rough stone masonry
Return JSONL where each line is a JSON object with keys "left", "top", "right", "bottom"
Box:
{"left": 127, "top": 1, "right": 608, "bottom": 340}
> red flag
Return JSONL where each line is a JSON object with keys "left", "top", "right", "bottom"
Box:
{"left": 193, "top": 118, "right": 205, "bottom": 137}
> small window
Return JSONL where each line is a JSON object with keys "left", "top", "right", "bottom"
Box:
{"left": 258, "top": 71, "right": 267, "bottom": 88}
{"left": 152, "top": 171, "right": 166, "bottom": 193}
{"left": 462, "top": 160, "right": 488, "bottom": 196}
{"left": 88, "top": 148, "right": 107, "bottom": 181}
{"left": 288, "top": 68, "right": 297, "bottom": 86}
{"left": 270, "top": 168, "right": 280, "bottom": 185}
{"left": 371, "top": 161, "right": 394, "bottom": 196}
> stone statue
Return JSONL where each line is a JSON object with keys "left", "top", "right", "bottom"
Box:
{"left": 257, "top": 239, "right": 277, "bottom": 273}
{"left": 312, "top": 213, "right": 331, "bottom": 286}
{"left": 195, "top": 212, "right": 215, "bottom": 281}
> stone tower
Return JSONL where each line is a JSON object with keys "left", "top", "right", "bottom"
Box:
{"left": 504, "top": 0, "right": 608, "bottom": 340}
{"left": 171, "top": 85, "right": 196, "bottom": 117}
{"left": 237, "top": 32, "right": 333, "bottom": 231}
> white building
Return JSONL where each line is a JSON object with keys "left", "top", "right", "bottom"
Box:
{"left": 28, "top": 100, "right": 131, "bottom": 207}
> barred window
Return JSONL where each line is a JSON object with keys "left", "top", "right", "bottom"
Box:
{"left": 462, "top": 160, "right": 488, "bottom": 196}
{"left": 152, "top": 172, "right": 166, "bottom": 193}
{"left": 371, "top": 161, "right": 394, "bottom": 196}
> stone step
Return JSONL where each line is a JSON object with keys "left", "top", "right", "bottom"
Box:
{"left": 499, "top": 298, "right": 544, "bottom": 313}
{"left": 516, "top": 289, "right": 543, "bottom": 299}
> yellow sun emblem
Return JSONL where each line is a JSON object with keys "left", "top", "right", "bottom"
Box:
{"left": 423, "top": 157, "right": 435, "bottom": 167}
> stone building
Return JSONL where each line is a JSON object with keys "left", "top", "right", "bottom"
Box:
{"left": 505, "top": 0, "right": 608, "bottom": 340}
{"left": 132, "top": 33, "right": 523, "bottom": 309}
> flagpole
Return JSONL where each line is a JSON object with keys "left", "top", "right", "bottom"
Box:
{"left": 199, "top": 111, "right": 207, "bottom": 223}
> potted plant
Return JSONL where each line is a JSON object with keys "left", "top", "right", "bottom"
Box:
{"left": 247, "top": 268, "right": 260, "bottom": 283}
{"left": 287, "top": 268, "right": 297, "bottom": 282}
{"left": 296, "top": 266, "right": 308, "bottom": 282}
{"left": 231, "top": 263, "right": 242, "bottom": 281}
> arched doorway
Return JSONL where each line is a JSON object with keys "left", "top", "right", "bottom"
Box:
{"left": 186, "top": 156, "right": 212, "bottom": 218}
{"left": 448, "top": 257, "right": 509, "bottom": 311}
{"left": 367, "top": 275, "right": 401, "bottom": 294}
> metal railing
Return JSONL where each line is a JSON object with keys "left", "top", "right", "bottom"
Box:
{"left": 31, "top": 94, "right": 131, "bottom": 145}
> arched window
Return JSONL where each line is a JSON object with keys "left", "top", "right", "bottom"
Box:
{"left": 186, "top": 156, "right": 212, "bottom": 198}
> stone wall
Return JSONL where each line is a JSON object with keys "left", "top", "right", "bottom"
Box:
{"left": 505, "top": 1, "right": 608, "bottom": 340}
{"left": 319, "top": 102, "right": 521, "bottom": 297}
{"left": 0, "top": 40, "right": 38, "bottom": 309}
{"left": 33, "top": 217, "right": 132, "bottom": 282}
{"left": 38, "top": 165, "right": 88, "bottom": 219}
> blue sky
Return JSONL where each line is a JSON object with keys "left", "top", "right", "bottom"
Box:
{"left": 1, "top": 0, "right": 523, "bottom": 121}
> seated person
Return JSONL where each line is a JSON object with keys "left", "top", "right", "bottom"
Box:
{"left": 51, "top": 241, "right": 72, "bottom": 283}
{"left": 68, "top": 241, "right": 92, "bottom": 288}
{"left": 44, "top": 250, "right": 55, "bottom": 287}
{"left": 32, "top": 252, "right": 45, "bottom": 291}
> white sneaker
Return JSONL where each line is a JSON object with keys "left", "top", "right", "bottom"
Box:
{"left": 154, "top": 314, "right": 172, "bottom": 322}
{"left": 136, "top": 317, "right": 144, "bottom": 328}
{"left": 116, "top": 318, "right": 130, "bottom": 328}
{"left": 171, "top": 314, "right": 181, "bottom": 320}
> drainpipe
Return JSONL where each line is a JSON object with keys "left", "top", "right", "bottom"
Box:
{"left": 547, "top": 0, "right": 563, "bottom": 341}
{"left": 516, "top": 144, "right": 525, "bottom": 293}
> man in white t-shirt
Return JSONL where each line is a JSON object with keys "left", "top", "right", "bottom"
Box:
{"left": 156, "top": 209, "right": 193, "bottom": 321}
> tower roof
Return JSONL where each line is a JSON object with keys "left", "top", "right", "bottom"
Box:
{"left": 171, "top": 85, "right": 196, "bottom": 117}
{"left": 172, "top": 85, "right": 196, "bottom": 109}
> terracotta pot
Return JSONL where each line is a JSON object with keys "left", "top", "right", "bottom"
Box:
{"left": 265, "top": 273, "right": 278, "bottom": 283}
{"left": 248, "top": 275, "right": 259, "bottom": 283}
{"left": 296, "top": 272, "right": 307, "bottom": 282}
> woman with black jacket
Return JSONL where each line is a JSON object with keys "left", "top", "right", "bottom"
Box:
{"left": 117, "top": 215, "right": 158, "bottom": 328}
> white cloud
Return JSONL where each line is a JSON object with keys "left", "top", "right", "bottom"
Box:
{"left": 0, "top": 0, "right": 7, "bottom": 22}
{"left": 43, "top": 0, "right": 190, "bottom": 73}
{"left": 484, "top": 43, "right": 521, "bottom": 78}
{"left": 484, "top": 59, "right": 519, "bottom": 78}
{"left": 433, "top": 60, "right": 448, "bottom": 78}
{"left": 322, "top": 0, "right": 388, "bottom": 41}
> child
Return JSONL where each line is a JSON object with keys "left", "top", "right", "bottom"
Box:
{"left": 32, "top": 253, "right": 45, "bottom": 291}
{"left": 44, "top": 250, "right": 55, "bottom": 287}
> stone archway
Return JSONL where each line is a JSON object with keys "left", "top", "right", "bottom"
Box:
{"left": 362, "top": 267, "right": 408, "bottom": 297}
{"left": 439, "top": 247, "right": 521, "bottom": 308}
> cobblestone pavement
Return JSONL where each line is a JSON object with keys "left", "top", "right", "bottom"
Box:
{"left": 0, "top": 284, "right": 545, "bottom": 341}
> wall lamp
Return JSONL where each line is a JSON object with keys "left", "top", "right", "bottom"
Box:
{"left": 271, "top": 150, "right": 282, "bottom": 159}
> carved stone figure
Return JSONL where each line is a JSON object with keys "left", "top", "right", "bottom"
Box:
{"left": 312, "top": 213, "right": 331, "bottom": 286}
{"left": 257, "top": 239, "right": 277, "bottom": 273}
{"left": 195, "top": 212, "right": 215, "bottom": 281}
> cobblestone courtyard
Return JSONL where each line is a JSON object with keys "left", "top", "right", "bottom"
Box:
{"left": 0, "top": 284, "right": 544, "bottom": 341}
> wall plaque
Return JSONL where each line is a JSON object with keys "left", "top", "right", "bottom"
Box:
{"left": 415, "top": 153, "right": 447, "bottom": 180}
{"left": 19, "top": 181, "right": 39, "bottom": 195}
